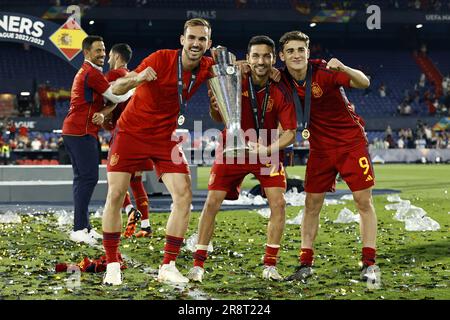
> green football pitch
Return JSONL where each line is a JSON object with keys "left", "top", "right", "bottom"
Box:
{"left": 0, "top": 164, "right": 449, "bottom": 300}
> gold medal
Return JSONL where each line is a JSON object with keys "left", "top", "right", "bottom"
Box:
{"left": 177, "top": 115, "right": 185, "bottom": 126}
{"left": 302, "top": 128, "right": 310, "bottom": 140}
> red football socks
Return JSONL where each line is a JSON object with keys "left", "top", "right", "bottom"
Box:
{"left": 264, "top": 245, "right": 280, "bottom": 267}
{"left": 362, "top": 247, "right": 376, "bottom": 266}
{"left": 300, "top": 248, "right": 314, "bottom": 266}
{"left": 193, "top": 249, "right": 208, "bottom": 268}
{"left": 162, "top": 235, "right": 184, "bottom": 265}
{"left": 103, "top": 232, "right": 121, "bottom": 264}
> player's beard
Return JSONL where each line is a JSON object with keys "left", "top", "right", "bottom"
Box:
{"left": 251, "top": 64, "right": 270, "bottom": 82}
{"left": 92, "top": 54, "right": 105, "bottom": 67}
{"left": 184, "top": 46, "right": 203, "bottom": 62}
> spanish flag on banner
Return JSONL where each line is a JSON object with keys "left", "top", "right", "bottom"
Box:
{"left": 49, "top": 17, "right": 87, "bottom": 61}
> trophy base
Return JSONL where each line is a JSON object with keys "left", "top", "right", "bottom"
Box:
{"left": 223, "top": 147, "right": 249, "bottom": 157}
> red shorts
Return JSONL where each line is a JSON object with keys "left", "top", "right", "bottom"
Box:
{"left": 304, "top": 144, "right": 375, "bottom": 193}
{"left": 107, "top": 128, "right": 189, "bottom": 179}
{"left": 109, "top": 129, "right": 154, "bottom": 172}
{"left": 208, "top": 161, "right": 286, "bottom": 200}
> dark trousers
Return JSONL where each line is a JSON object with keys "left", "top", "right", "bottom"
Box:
{"left": 63, "top": 135, "right": 99, "bottom": 232}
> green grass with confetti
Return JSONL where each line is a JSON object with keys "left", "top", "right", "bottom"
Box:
{"left": 0, "top": 164, "right": 449, "bottom": 300}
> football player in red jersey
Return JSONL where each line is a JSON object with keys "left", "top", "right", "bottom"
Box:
{"left": 62, "top": 35, "right": 132, "bottom": 246}
{"left": 187, "top": 36, "right": 297, "bottom": 283}
{"left": 103, "top": 43, "right": 153, "bottom": 239}
{"left": 277, "top": 31, "right": 378, "bottom": 282}
{"left": 101, "top": 19, "right": 214, "bottom": 285}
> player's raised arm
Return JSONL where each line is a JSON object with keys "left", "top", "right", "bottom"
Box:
{"left": 326, "top": 58, "right": 370, "bottom": 89}
{"left": 110, "top": 67, "right": 157, "bottom": 95}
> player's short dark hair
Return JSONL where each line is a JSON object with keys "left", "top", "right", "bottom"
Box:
{"left": 247, "top": 35, "right": 276, "bottom": 55}
{"left": 184, "top": 18, "right": 212, "bottom": 37}
{"left": 82, "top": 35, "right": 103, "bottom": 51}
{"left": 111, "top": 43, "right": 132, "bottom": 63}
{"left": 279, "top": 31, "right": 310, "bottom": 51}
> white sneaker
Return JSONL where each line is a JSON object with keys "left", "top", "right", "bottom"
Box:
{"left": 157, "top": 261, "right": 189, "bottom": 283}
{"left": 89, "top": 228, "right": 103, "bottom": 240}
{"left": 70, "top": 228, "right": 97, "bottom": 245}
{"left": 103, "top": 262, "right": 122, "bottom": 285}
{"left": 187, "top": 266, "right": 205, "bottom": 283}
{"left": 262, "top": 265, "right": 283, "bottom": 281}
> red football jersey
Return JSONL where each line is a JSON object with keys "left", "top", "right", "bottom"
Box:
{"left": 219, "top": 77, "right": 297, "bottom": 158}
{"left": 118, "top": 49, "right": 214, "bottom": 140}
{"left": 104, "top": 67, "right": 130, "bottom": 131}
{"left": 106, "top": 67, "right": 128, "bottom": 82}
{"left": 281, "top": 63, "right": 367, "bottom": 152}
{"left": 62, "top": 61, "right": 110, "bottom": 138}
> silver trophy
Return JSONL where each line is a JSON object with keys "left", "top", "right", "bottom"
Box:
{"left": 208, "top": 46, "right": 248, "bottom": 157}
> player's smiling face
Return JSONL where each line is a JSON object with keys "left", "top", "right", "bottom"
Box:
{"left": 247, "top": 44, "right": 275, "bottom": 79}
{"left": 180, "top": 26, "right": 212, "bottom": 61}
{"left": 279, "top": 40, "right": 309, "bottom": 72}
{"left": 85, "top": 41, "right": 106, "bottom": 67}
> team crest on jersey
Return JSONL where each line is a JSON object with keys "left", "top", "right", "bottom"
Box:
{"left": 110, "top": 153, "right": 119, "bottom": 166}
{"left": 312, "top": 82, "right": 323, "bottom": 98}
{"left": 266, "top": 97, "right": 274, "bottom": 112}
{"left": 208, "top": 173, "right": 216, "bottom": 186}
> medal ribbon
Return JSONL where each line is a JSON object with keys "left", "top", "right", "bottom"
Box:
{"left": 248, "top": 76, "right": 271, "bottom": 139}
{"left": 177, "top": 49, "right": 198, "bottom": 125}
{"left": 290, "top": 64, "right": 312, "bottom": 136}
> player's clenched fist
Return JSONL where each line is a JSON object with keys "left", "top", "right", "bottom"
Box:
{"left": 326, "top": 58, "right": 347, "bottom": 72}
{"left": 92, "top": 112, "right": 105, "bottom": 125}
{"left": 137, "top": 66, "right": 157, "bottom": 83}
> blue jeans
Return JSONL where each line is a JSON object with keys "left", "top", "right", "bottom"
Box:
{"left": 63, "top": 135, "right": 99, "bottom": 232}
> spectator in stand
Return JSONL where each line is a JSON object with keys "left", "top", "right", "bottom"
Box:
{"left": 385, "top": 125, "right": 392, "bottom": 137}
{"left": 418, "top": 73, "right": 426, "bottom": 88}
{"left": 444, "top": 90, "right": 450, "bottom": 113}
{"left": 398, "top": 101, "right": 412, "bottom": 115}
{"left": 442, "top": 132, "right": 450, "bottom": 149}
{"left": 385, "top": 134, "right": 395, "bottom": 149}
{"left": 48, "top": 137, "right": 58, "bottom": 150}
{"left": 397, "top": 135, "right": 405, "bottom": 149}
{"left": 423, "top": 123, "right": 433, "bottom": 146}
{"left": 30, "top": 137, "right": 42, "bottom": 151}
{"left": 16, "top": 140, "right": 25, "bottom": 150}
{"left": 18, "top": 125, "right": 29, "bottom": 144}
{"left": 442, "top": 74, "right": 449, "bottom": 95}
{"left": 8, "top": 120, "right": 16, "bottom": 140}
{"left": 415, "top": 134, "right": 427, "bottom": 149}
{"left": 406, "top": 135, "right": 415, "bottom": 149}
{"left": 426, "top": 98, "right": 439, "bottom": 115}
{"left": 438, "top": 100, "right": 448, "bottom": 115}
{"left": 404, "top": 102, "right": 412, "bottom": 115}
{"left": 1, "top": 140, "right": 10, "bottom": 165}
{"left": 372, "top": 138, "right": 384, "bottom": 149}
{"left": 397, "top": 102, "right": 404, "bottom": 114}
{"left": 378, "top": 83, "right": 387, "bottom": 97}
